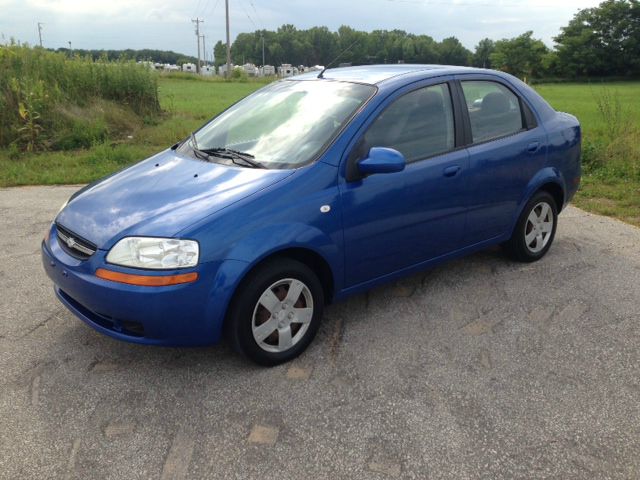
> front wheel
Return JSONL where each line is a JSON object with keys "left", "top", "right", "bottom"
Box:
{"left": 226, "top": 258, "right": 324, "bottom": 366}
{"left": 504, "top": 191, "right": 558, "bottom": 262}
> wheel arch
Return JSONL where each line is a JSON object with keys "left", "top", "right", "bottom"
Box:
{"left": 251, "top": 247, "right": 336, "bottom": 305}
{"left": 537, "top": 182, "right": 564, "bottom": 214}
{"left": 218, "top": 246, "right": 336, "bottom": 340}
{"left": 226, "top": 244, "right": 336, "bottom": 315}
{"left": 508, "top": 168, "right": 566, "bottom": 239}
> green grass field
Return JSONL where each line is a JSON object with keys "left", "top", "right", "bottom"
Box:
{"left": 1, "top": 77, "right": 638, "bottom": 225}
{"left": 535, "top": 82, "right": 640, "bottom": 136}
{"left": 535, "top": 82, "right": 640, "bottom": 226}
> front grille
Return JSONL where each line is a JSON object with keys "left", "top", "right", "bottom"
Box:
{"left": 56, "top": 224, "right": 97, "bottom": 260}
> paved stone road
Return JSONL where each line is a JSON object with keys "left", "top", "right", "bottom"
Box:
{"left": 1, "top": 185, "right": 639, "bottom": 479}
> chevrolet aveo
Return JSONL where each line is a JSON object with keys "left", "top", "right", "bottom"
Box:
{"left": 42, "top": 65, "right": 581, "bottom": 365}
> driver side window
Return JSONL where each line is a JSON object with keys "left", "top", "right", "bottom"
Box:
{"left": 363, "top": 83, "right": 455, "bottom": 163}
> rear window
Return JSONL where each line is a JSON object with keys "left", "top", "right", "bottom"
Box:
{"left": 461, "top": 81, "right": 524, "bottom": 143}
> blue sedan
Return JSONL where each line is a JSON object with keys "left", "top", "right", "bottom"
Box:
{"left": 42, "top": 65, "right": 581, "bottom": 365}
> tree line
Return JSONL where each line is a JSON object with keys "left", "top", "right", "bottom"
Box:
{"left": 215, "top": 0, "right": 640, "bottom": 79}
{"left": 49, "top": 48, "right": 198, "bottom": 66}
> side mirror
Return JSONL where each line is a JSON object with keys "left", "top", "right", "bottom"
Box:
{"left": 358, "top": 147, "right": 406, "bottom": 176}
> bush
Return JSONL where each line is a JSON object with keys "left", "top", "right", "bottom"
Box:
{"left": 0, "top": 43, "right": 159, "bottom": 152}
{"left": 230, "top": 68, "right": 249, "bottom": 82}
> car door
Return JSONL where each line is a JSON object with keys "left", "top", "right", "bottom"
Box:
{"left": 455, "top": 76, "right": 547, "bottom": 245}
{"left": 339, "top": 81, "right": 470, "bottom": 287}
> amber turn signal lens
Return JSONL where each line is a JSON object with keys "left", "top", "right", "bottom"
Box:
{"left": 95, "top": 268, "right": 198, "bottom": 286}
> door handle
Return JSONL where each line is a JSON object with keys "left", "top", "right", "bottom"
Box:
{"left": 527, "top": 141, "right": 540, "bottom": 153}
{"left": 443, "top": 165, "right": 461, "bottom": 177}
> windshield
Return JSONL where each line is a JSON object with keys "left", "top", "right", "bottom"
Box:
{"left": 182, "top": 80, "right": 375, "bottom": 169}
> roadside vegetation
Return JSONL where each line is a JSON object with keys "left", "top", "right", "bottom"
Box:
{"left": 0, "top": 72, "right": 264, "bottom": 185}
{"left": 0, "top": 44, "right": 268, "bottom": 184}
{"left": 0, "top": 44, "right": 160, "bottom": 154}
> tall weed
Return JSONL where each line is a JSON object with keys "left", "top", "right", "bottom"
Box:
{"left": 592, "top": 87, "right": 629, "bottom": 138}
{"left": 587, "top": 86, "right": 639, "bottom": 181}
{"left": 0, "top": 43, "right": 159, "bottom": 152}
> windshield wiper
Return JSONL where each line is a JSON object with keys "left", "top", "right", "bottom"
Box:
{"left": 188, "top": 132, "right": 212, "bottom": 162}
{"left": 201, "top": 147, "right": 266, "bottom": 169}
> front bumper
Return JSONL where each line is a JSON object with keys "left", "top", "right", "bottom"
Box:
{"left": 41, "top": 225, "right": 229, "bottom": 346}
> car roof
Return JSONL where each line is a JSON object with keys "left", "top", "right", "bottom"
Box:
{"left": 292, "top": 64, "right": 487, "bottom": 85}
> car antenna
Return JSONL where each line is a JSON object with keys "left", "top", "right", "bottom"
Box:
{"left": 317, "top": 39, "right": 358, "bottom": 79}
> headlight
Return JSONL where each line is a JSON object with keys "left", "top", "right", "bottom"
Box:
{"left": 106, "top": 237, "right": 199, "bottom": 269}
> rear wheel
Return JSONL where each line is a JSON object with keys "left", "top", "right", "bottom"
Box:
{"left": 504, "top": 191, "right": 558, "bottom": 262}
{"left": 226, "top": 258, "right": 324, "bottom": 366}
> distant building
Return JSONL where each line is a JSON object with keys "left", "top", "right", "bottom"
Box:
{"left": 260, "top": 65, "right": 276, "bottom": 76}
{"left": 200, "top": 65, "right": 215, "bottom": 76}
{"left": 278, "top": 64, "right": 299, "bottom": 78}
{"left": 137, "top": 61, "right": 155, "bottom": 70}
{"left": 242, "top": 63, "right": 259, "bottom": 76}
{"left": 182, "top": 63, "right": 197, "bottom": 73}
{"left": 217, "top": 63, "right": 235, "bottom": 76}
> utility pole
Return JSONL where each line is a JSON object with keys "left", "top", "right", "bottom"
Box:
{"left": 261, "top": 33, "right": 265, "bottom": 68}
{"left": 37, "top": 22, "right": 43, "bottom": 47}
{"left": 192, "top": 18, "right": 203, "bottom": 73}
{"left": 225, "top": 0, "right": 231, "bottom": 78}
{"left": 201, "top": 34, "right": 206, "bottom": 68}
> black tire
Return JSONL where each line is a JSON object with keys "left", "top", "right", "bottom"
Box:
{"left": 504, "top": 191, "right": 558, "bottom": 263}
{"left": 225, "top": 258, "right": 324, "bottom": 366}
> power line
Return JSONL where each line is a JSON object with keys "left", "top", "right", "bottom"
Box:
{"left": 239, "top": 0, "right": 258, "bottom": 30}
{"left": 202, "top": 0, "right": 222, "bottom": 20}
{"left": 249, "top": 0, "right": 265, "bottom": 30}
{"left": 193, "top": 0, "right": 205, "bottom": 17}
{"left": 198, "top": 0, "right": 222, "bottom": 64}
{"left": 248, "top": 0, "right": 267, "bottom": 67}
{"left": 383, "top": 0, "right": 559, "bottom": 6}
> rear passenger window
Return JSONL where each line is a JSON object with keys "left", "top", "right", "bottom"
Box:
{"left": 364, "top": 83, "right": 455, "bottom": 163}
{"left": 461, "top": 81, "right": 524, "bottom": 143}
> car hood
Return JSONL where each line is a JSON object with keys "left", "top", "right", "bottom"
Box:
{"left": 56, "top": 149, "right": 293, "bottom": 249}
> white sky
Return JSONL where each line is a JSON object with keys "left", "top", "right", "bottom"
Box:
{"left": 0, "top": 0, "right": 603, "bottom": 58}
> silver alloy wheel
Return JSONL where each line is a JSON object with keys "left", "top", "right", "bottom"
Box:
{"left": 524, "top": 201, "right": 554, "bottom": 253}
{"left": 251, "top": 278, "right": 314, "bottom": 353}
